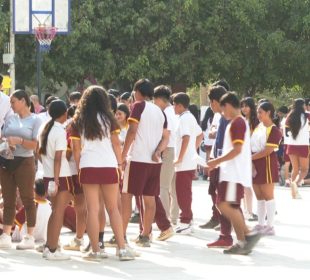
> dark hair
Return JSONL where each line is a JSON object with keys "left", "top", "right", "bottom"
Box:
{"left": 287, "top": 98, "right": 306, "bottom": 139}
{"left": 67, "top": 105, "right": 77, "bottom": 119}
{"left": 173, "top": 92, "right": 190, "bottom": 108}
{"left": 201, "top": 107, "right": 214, "bottom": 131}
{"left": 109, "top": 94, "right": 117, "bottom": 114}
{"left": 39, "top": 100, "right": 67, "bottom": 155}
{"left": 45, "top": 96, "right": 58, "bottom": 108}
{"left": 120, "top": 92, "right": 131, "bottom": 101}
{"left": 117, "top": 103, "right": 130, "bottom": 119}
{"left": 73, "top": 86, "right": 119, "bottom": 140}
{"left": 69, "top": 91, "right": 82, "bottom": 102}
{"left": 30, "top": 101, "right": 35, "bottom": 113}
{"left": 154, "top": 85, "right": 171, "bottom": 101}
{"left": 241, "top": 97, "right": 258, "bottom": 131}
{"left": 11, "top": 89, "right": 31, "bottom": 107}
{"left": 44, "top": 94, "right": 52, "bottom": 107}
{"left": 133, "top": 79, "right": 154, "bottom": 99}
{"left": 258, "top": 102, "right": 278, "bottom": 126}
{"left": 220, "top": 92, "right": 240, "bottom": 109}
{"left": 35, "top": 179, "right": 46, "bottom": 197}
{"left": 277, "top": 105, "right": 289, "bottom": 115}
{"left": 208, "top": 86, "right": 227, "bottom": 102}
{"left": 305, "top": 98, "right": 310, "bottom": 106}
{"left": 258, "top": 98, "right": 269, "bottom": 105}
{"left": 108, "top": 89, "right": 120, "bottom": 98}
{"left": 212, "top": 79, "right": 230, "bottom": 91}
{"left": 189, "top": 104, "right": 200, "bottom": 124}
{"left": 0, "top": 74, "right": 3, "bottom": 85}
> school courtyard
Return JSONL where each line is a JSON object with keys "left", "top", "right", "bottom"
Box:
{"left": 1, "top": 179, "right": 309, "bottom": 280}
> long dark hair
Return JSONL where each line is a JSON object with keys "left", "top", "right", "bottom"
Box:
{"left": 258, "top": 102, "right": 279, "bottom": 126}
{"left": 73, "top": 86, "right": 119, "bottom": 140}
{"left": 287, "top": 98, "right": 306, "bottom": 139}
{"left": 241, "top": 97, "right": 258, "bottom": 131}
{"left": 39, "top": 100, "right": 67, "bottom": 155}
{"left": 201, "top": 107, "right": 214, "bottom": 131}
{"left": 11, "top": 89, "right": 31, "bottom": 107}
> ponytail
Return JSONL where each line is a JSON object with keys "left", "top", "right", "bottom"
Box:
{"left": 39, "top": 119, "right": 55, "bottom": 155}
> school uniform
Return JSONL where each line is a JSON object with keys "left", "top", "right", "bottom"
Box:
{"left": 251, "top": 123, "right": 282, "bottom": 184}
{"left": 70, "top": 117, "right": 120, "bottom": 185}
{"left": 218, "top": 116, "right": 252, "bottom": 204}
{"left": 286, "top": 114, "right": 310, "bottom": 158}
{"left": 122, "top": 101, "right": 167, "bottom": 196}
{"left": 39, "top": 121, "right": 73, "bottom": 193}
{"left": 175, "top": 111, "right": 202, "bottom": 224}
{"left": 281, "top": 118, "right": 290, "bottom": 162}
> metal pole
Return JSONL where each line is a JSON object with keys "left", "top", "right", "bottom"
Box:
{"left": 36, "top": 41, "right": 42, "bottom": 101}
{"left": 9, "top": 0, "right": 15, "bottom": 93}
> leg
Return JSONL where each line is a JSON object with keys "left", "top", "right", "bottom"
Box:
{"left": 289, "top": 154, "right": 299, "bottom": 183}
{"left": 121, "top": 193, "right": 133, "bottom": 236}
{"left": 169, "top": 174, "right": 179, "bottom": 224}
{"left": 141, "top": 195, "right": 156, "bottom": 236}
{"left": 46, "top": 191, "right": 72, "bottom": 250}
{"left": 260, "top": 183, "right": 276, "bottom": 229}
{"left": 73, "top": 194, "right": 87, "bottom": 239}
{"left": 155, "top": 196, "right": 171, "bottom": 232}
{"left": 253, "top": 184, "right": 266, "bottom": 226}
{"left": 243, "top": 187, "right": 253, "bottom": 215}
{"left": 296, "top": 156, "right": 309, "bottom": 185}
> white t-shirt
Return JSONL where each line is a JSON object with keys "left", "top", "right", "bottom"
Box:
{"left": 281, "top": 118, "right": 289, "bottom": 144}
{"left": 71, "top": 115, "right": 119, "bottom": 168}
{"left": 175, "top": 111, "right": 202, "bottom": 172}
{"left": 210, "top": 112, "right": 222, "bottom": 158}
{"left": 164, "top": 105, "right": 178, "bottom": 148}
{"left": 286, "top": 114, "right": 310, "bottom": 146}
{"left": 203, "top": 119, "right": 215, "bottom": 146}
{"left": 127, "top": 101, "right": 167, "bottom": 163}
{"left": 39, "top": 121, "right": 71, "bottom": 178}
{"left": 219, "top": 116, "right": 252, "bottom": 188}
{"left": 0, "top": 91, "right": 13, "bottom": 137}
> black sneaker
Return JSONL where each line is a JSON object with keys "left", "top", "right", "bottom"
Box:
{"left": 129, "top": 213, "right": 140, "bottom": 224}
{"left": 223, "top": 244, "right": 251, "bottom": 255}
{"left": 136, "top": 235, "right": 151, "bottom": 247}
{"left": 80, "top": 242, "right": 91, "bottom": 253}
{"left": 244, "top": 232, "right": 261, "bottom": 251}
{"left": 104, "top": 236, "right": 117, "bottom": 248}
{"left": 199, "top": 218, "right": 219, "bottom": 229}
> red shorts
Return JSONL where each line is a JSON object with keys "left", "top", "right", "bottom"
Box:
{"left": 252, "top": 153, "right": 279, "bottom": 184}
{"left": 79, "top": 167, "right": 120, "bottom": 185}
{"left": 122, "top": 161, "right": 161, "bottom": 196}
{"left": 283, "top": 144, "right": 290, "bottom": 162}
{"left": 43, "top": 177, "right": 73, "bottom": 194}
{"left": 287, "top": 145, "right": 309, "bottom": 158}
{"left": 217, "top": 181, "right": 244, "bottom": 204}
{"left": 72, "top": 174, "right": 83, "bottom": 196}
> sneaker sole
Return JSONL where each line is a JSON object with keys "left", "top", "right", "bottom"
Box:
{"left": 223, "top": 250, "right": 252, "bottom": 255}
{"left": 207, "top": 245, "right": 232, "bottom": 248}
{"left": 16, "top": 246, "right": 35, "bottom": 250}
{"left": 156, "top": 232, "right": 174, "bottom": 241}
{"left": 63, "top": 246, "right": 81, "bottom": 251}
{"left": 0, "top": 245, "right": 12, "bottom": 249}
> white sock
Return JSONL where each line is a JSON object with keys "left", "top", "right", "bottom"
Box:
{"left": 237, "top": 240, "right": 246, "bottom": 248}
{"left": 266, "top": 199, "right": 276, "bottom": 227}
{"left": 257, "top": 200, "right": 266, "bottom": 226}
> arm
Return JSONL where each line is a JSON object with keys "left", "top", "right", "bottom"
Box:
{"left": 72, "top": 139, "right": 81, "bottom": 170}
{"left": 111, "top": 133, "right": 122, "bottom": 165}
{"left": 7, "top": 136, "right": 38, "bottom": 150}
{"left": 196, "top": 132, "right": 203, "bottom": 150}
{"left": 152, "top": 129, "right": 170, "bottom": 162}
{"left": 121, "top": 122, "right": 138, "bottom": 163}
{"left": 53, "top": 150, "right": 63, "bottom": 195}
{"left": 252, "top": 146, "right": 275, "bottom": 161}
{"left": 175, "top": 135, "right": 190, "bottom": 164}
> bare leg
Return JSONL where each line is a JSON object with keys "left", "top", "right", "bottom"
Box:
{"left": 141, "top": 195, "right": 156, "bottom": 236}
{"left": 74, "top": 194, "right": 87, "bottom": 239}
{"left": 121, "top": 193, "right": 133, "bottom": 236}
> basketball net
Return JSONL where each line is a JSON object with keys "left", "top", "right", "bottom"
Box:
{"left": 34, "top": 25, "right": 57, "bottom": 52}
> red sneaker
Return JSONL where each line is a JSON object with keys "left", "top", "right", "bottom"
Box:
{"left": 207, "top": 237, "right": 233, "bottom": 248}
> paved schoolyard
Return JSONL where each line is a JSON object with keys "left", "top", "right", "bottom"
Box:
{"left": 1, "top": 180, "right": 310, "bottom": 279}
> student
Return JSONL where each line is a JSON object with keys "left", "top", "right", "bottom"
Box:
{"left": 173, "top": 92, "right": 203, "bottom": 234}
{"left": 38, "top": 100, "right": 72, "bottom": 260}
{"left": 201, "top": 107, "right": 215, "bottom": 170}
{"left": 121, "top": 79, "right": 169, "bottom": 247}
{"left": 71, "top": 85, "right": 134, "bottom": 261}
{"left": 0, "top": 90, "right": 42, "bottom": 250}
{"left": 120, "top": 92, "right": 132, "bottom": 109}
{"left": 69, "top": 92, "right": 82, "bottom": 107}
{"left": 251, "top": 102, "right": 282, "bottom": 235}
{"left": 115, "top": 103, "right": 130, "bottom": 145}
{"left": 12, "top": 179, "right": 52, "bottom": 243}
{"left": 154, "top": 85, "right": 179, "bottom": 226}
{"left": 240, "top": 97, "right": 259, "bottom": 222}
{"left": 207, "top": 92, "right": 261, "bottom": 255}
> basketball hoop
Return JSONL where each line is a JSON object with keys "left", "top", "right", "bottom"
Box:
{"left": 34, "top": 25, "right": 57, "bottom": 52}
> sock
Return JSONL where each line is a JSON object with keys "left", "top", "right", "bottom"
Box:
{"left": 99, "top": 231, "right": 104, "bottom": 246}
{"left": 257, "top": 200, "right": 266, "bottom": 226}
{"left": 237, "top": 240, "right": 246, "bottom": 248}
{"left": 266, "top": 199, "right": 276, "bottom": 227}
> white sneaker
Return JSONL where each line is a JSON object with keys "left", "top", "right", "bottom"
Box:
{"left": 45, "top": 249, "right": 70, "bottom": 261}
{"left": 175, "top": 223, "right": 192, "bottom": 235}
{"left": 0, "top": 233, "right": 12, "bottom": 249}
{"left": 82, "top": 250, "right": 108, "bottom": 262}
{"left": 116, "top": 245, "right": 140, "bottom": 257}
{"left": 63, "top": 237, "right": 84, "bottom": 251}
{"left": 16, "top": 234, "right": 35, "bottom": 250}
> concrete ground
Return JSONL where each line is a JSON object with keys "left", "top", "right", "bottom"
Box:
{"left": 1, "top": 180, "right": 310, "bottom": 279}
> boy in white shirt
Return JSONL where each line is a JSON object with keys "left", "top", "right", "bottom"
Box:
{"left": 173, "top": 93, "right": 203, "bottom": 234}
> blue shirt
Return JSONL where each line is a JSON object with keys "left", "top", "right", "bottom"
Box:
{"left": 214, "top": 116, "right": 230, "bottom": 158}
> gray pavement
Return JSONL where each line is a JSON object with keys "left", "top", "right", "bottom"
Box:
{"left": 1, "top": 180, "right": 310, "bottom": 279}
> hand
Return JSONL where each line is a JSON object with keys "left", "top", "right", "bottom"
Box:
{"left": 174, "top": 158, "right": 182, "bottom": 165}
{"left": 206, "top": 158, "right": 219, "bottom": 171}
{"left": 152, "top": 150, "right": 161, "bottom": 163}
{"left": 7, "top": 136, "right": 22, "bottom": 146}
{"left": 208, "top": 131, "right": 216, "bottom": 139}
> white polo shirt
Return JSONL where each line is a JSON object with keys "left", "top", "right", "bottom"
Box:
{"left": 286, "top": 114, "right": 310, "bottom": 146}
{"left": 39, "top": 121, "right": 71, "bottom": 178}
{"left": 164, "top": 105, "right": 178, "bottom": 148}
{"left": 175, "top": 111, "right": 202, "bottom": 172}
{"left": 0, "top": 91, "right": 13, "bottom": 137}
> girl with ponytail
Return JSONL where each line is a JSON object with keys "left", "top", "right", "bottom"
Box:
{"left": 285, "top": 98, "right": 310, "bottom": 199}
{"left": 39, "top": 99, "right": 73, "bottom": 260}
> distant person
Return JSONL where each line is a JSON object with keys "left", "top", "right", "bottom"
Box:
{"left": 120, "top": 92, "right": 132, "bottom": 109}
{"left": 69, "top": 92, "right": 82, "bottom": 106}
{"left": 30, "top": 95, "right": 44, "bottom": 114}
{"left": 0, "top": 74, "right": 13, "bottom": 137}
{"left": 108, "top": 89, "right": 121, "bottom": 102}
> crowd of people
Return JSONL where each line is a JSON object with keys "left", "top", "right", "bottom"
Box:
{"left": 0, "top": 74, "right": 309, "bottom": 261}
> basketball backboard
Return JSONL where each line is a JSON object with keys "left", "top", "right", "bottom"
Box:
{"left": 13, "top": 0, "right": 70, "bottom": 34}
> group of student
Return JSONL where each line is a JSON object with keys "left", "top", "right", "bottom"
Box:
{"left": 0, "top": 73, "right": 309, "bottom": 261}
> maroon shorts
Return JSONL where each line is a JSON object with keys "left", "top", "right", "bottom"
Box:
{"left": 208, "top": 167, "right": 219, "bottom": 195}
{"left": 122, "top": 161, "right": 161, "bottom": 196}
{"left": 63, "top": 205, "right": 76, "bottom": 232}
{"left": 252, "top": 153, "right": 279, "bottom": 184}
{"left": 79, "top": 167, "right": 120, "bottom": 185}
{"left": 72, "top": 174, "right": 83, "bottom": 196}
{"left": 217, "top": 181, "right": 244, "bottom": 204}
{"left": 283, "top": 144, "right": 290, "bottom": 162}
{"left": 43, "top": 177, "right": 73, "bottom": 194}
{"left": 287, "top": 145, "right": 309, "bottom": 158}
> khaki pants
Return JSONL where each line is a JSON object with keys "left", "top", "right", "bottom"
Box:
{"left": 0, "top": 157, "right": 36, "bottom": 227}
{"left": 160, "top": 147, "right": 179, "bottom": 224}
